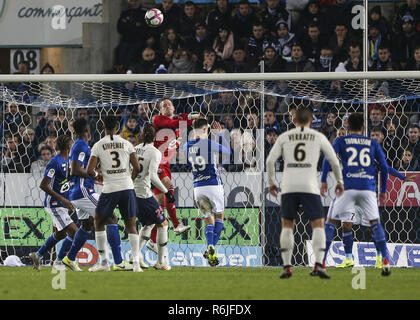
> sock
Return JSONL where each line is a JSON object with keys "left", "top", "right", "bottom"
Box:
{"left": 107, "top": 224, "right": 123, "bottom": 265}
{"left": 372, "top": 236, "right": 382, "bottom": 257}
{"left": 150, "top": 225, "right": 158, "bottom": 243}
{"left": 371, "top": 222, "right": 389, "bottom": 260}
{"left": 157, "top": 225, "right": 169, "bottom": 265}
{"left": 280, "top": 228, "right": 294, "bottom": 266}
{"left": 342, "top": 231, "right": 353, "bottom": 260}
{"left": 205, "top": 224, "right": 215, "bottom": 247}
{"left": 165, "top": 196, "right": 179, "bottom": 228}
{"left": 323, "top": 222, "right": 336, "bottom": 263}
{"left": 37, "top": 234, "right": 59, "bottom": 256}
{"left": 213, "top": 219, "right": 224, "bottom": 246}
{"left": 128, "top": 233, "right": 140, "bottom": 266}
{"left": 95, "top": 231, "right": 108, "bottom": 265}
{"left": 57, "top": 236, "right": 73, "bottom": 261}
{"left": 67, "top": 227, "right": 91, "bottom": 261}
{"left": 139, "top": 225, "right": 153, "bottom": 251}
{"left": 312, "top": 228, "right": 326, "bottom": 265}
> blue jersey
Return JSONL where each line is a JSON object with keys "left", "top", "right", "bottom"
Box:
{"left": 69, "top": 138, "right": 95, "bottom": 200}
{"left": 43, "top": 154, "right": 70, "bottom": 208}
{"left": 321, "top": 134, "right": 388, "bottom": 193}
{"left": 183, "top": 135, "right": 231, "bottom": 188}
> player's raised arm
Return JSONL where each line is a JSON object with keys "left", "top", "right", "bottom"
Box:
{"left": 210, "top": 121, "right": 232, "bottom": 155}
{"left": 320, "top": 135, "right": 344, "bottom": 197}
{"left": 266, "top": 135, "right": 283, "bottom": 197}
{"left": 374, "top": 142, "right": 389, "bottom": 203}
{"left": 148, "top": 150, "right": 174, "bottom": 202}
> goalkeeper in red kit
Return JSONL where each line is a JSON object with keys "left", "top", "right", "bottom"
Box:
{"left": 146, "top": 98, "right": 199, "bottom": 253}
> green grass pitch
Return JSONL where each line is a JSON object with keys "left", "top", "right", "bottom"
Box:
{"left": 1, "top": 266, "right": 420, "bottom": 300}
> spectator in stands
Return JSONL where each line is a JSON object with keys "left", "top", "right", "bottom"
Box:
{"left": 263, "top": 45, "right": 286, "bottom": 72}
{"left": 284, "top": 43, "right": 314, "bottom": 72}
{"left": 17, "top": 61, "right": 30, "bottom": 74}
{"left": 77, "top": 108, "right": 89, "bottom": 121}
{"left": 168, "top": 48, "right": 197, "bottom": 73}
{"left": 4, "top": 102, "right": 24, "bottom": 135}
{"left": 395, "top": 14, "right": 418, "bottom": 70}
{"left": 314, "top": 46, "right": 336, "bottom": 72}
{"left": 187, "top": 21, "right": 213, "bottom": 65}
{"left": 179, "top": 1, "right": 202, "bottom": 43}
{"left": 35, "top": 111, "right": 49, "bottom": 142}
{"left": 296, "top": 0, "right": 327, "bottom": 39}
{"left": 54, "top": 108, "right": 69, "bottom": 136}
{"left": 43, "top": 136, "right": 57, "bottom": 155}
{"left": 259, "top": 0, "right": 291, "bottom": 37}
{"left": 369, "top": 5, "right": 393, "bottom": 42}
{"left": 328, "top": 23, "right": 350, "bottom": 63}
{"left": 367, "top": 21, "right": 386, "bottom": 67}
{"left": 407, "top": 44, "right": 420, "bottom": 70}
{"left": 321, "top": 112, "right": 338, "bottom": 143}
{"left": 302, "top": 24, "right": 326, "bottom": 63}
{"left": 137, "top": 103, "right": 151, "bottom": 127}
{"left": 206, "top": 0, "right": 233, "bottom": 40}
{"left": 224, "top": 47, "right": 257, "bottom": 73}
{"left": 402, "top": 123, "right": 420, "bottom": 159}
{"left": 19, "top": 127, "right": 39, "bottom": 173}
{"left": 271, "top": 19, "right": 295, "bottom": 61}
{"left": 280, "top": 106, "right": 296, "bottom": 132}
{"left": 310, "top": 97, "right": 327, "bottom": 129}
{"left": 231, "top": 0, "right": 257, "bottom": 47}
{"left": 221, "top": 114, "right": 237, "bottom": 131}
{"left": 120, "top": 115, "right": 140, "bottom": 142}
{"left": 40, "top": 63, "right": 55, "bottom": 74}
{"left": 243, "top": 116, "right": 257, "bottom": 172}
{"left": 264, "top": 110, "right": 281, "bottom": 133}
{"left": 398, "top": 149, "right": 419, "bottom": 171}
{"left": 1, "top": 135, "right": 24, "bottom": 173}
{"left": 126, "top": 134, "right": 138, "bottom": 146}
{"left": 324, "top": 0, "right": 353, "bottom": 35}
{"left": 116, "top": 0, "right": 149, "bottom": 69}
{"left": 30, "top": 145, "right": 53, "bottom": 175}
{"left": 370, "top": 126, "right": 385, "bottom": 146}
{"left": 264, "top": 128, "right": 279, "bottom": 160}
{"left": 368, "top": 105, "right": 384, "bottom": 133}
{"left": 197, "top": 48, "right": 222, "bottom": 73}
{"left": 213, "top": 26, "right": 235, "bottom": 61}
{"left": 335, "top": 42, "right": 363, "bottom": 72}
{"left": 158, "top": 0, "right": 183, "bottom": 33}
{"left": 129, "top": 47, "right": 161, "bottom": 74}
{"left": 160, "top": 28, "right": 185, "bottom": 67}
{"left": 209, "top": 91, "right": 237, "bottom": 113}
{"left": 393, "top": 0, "right": 420, "bottom": 35}
{"left": 370, "top": 43, "right": 400, "bottom": 71}
{"left": 247, "top": 22, "right": 272, "bottom": 65}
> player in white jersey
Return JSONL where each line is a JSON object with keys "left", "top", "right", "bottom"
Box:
{"left": 266, "top": 106, "right": 344, "bottom": 279}
{"left": 133, "top": 123, "right": 175, "bottom": 271}
{"left": 86, "top": 116, "right": 142, "bottom": 272}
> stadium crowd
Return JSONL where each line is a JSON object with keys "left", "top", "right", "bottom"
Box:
{"left": 1, "top": 0, "right": 420, "bottom": 174}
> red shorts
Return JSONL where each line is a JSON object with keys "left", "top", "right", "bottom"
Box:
{"left": 153, "top": 164, "right": 171, "bottom": 195}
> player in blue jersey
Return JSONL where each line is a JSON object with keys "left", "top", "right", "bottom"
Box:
{"left": 29, "top": 135, "right": 78, "bottom": 270}
{"left": 183, "top": 118, "right": 231, "bottom": 267}
{"left": 62, "top": 118, "right": 100, "bottom": 271}
{"left": 320, "top": 112, "right": 391, "bottom": 276}
{"left": 323, "top": 131, "right": 418, "bottom": 269}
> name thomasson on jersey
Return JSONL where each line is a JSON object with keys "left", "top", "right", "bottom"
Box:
{"left": 102, "top": 142, "right": 124, "bottom": 150}
{"left": 344, "top": 137, "right": 372, "bottom": 146}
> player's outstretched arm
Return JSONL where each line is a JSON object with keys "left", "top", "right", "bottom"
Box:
{"left": 130, "top": 152, "right": 140, "bottom": 180}
{"left": 39, "top": 177, "right": 74, "bottom": 211}
{"left": 71, "top": 160, "right": 91, "bottom": 178}
{"left": 375, "top": 143, "right": 389, "bottom": 195}
{"left": 387, "top": 165, "right": 407, "bottom": 181}
{"left": 320, "top": 135, "right": 344, "bottom": 196}
{"left": 86, "top": 155, "right": 99, "bottom": 178}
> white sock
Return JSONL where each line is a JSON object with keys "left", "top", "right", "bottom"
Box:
{"left": 312, "top": 227, "right": 326, "bottom": 265}
{"left": 95, "top": 231, "right": 108, "bottom": 265}
{"left": 280, "top": 228, "right": 294, "bottom": 267}
{"left": 128, "top": 233, "right": 140, "bottom": 266}
{"left": 157, "top": 225, "right": 169, "bottom": 265}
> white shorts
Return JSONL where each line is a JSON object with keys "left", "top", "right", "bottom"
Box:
{"left": 193, "top": 185, "right": 225, "bottom": 218}
{"left": 327, "top": 189, "right": 379, "bottom": 224}
{"left": 71, "top": 193, "right": 99, "bottom": 220}
{"left": 45, "top": 207, "right": 73, "bottom": 232}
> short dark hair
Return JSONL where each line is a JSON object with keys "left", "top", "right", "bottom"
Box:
{"left": 295, "top": 106, "right": 312, "bottom": 124}
{"left": 348, "top": 113, "right": 364, "bottom": 131}
{"left": 193, "top": 118, "right": 209, "bottom": 130}
{"left": 73, "top": 118, "right": 88, "bottom": 136}
{"left": 104, "top": 116, "right": 118, "bottom": 131}
{"left": 409, "top": 123, "right": 420, "bottom": 130}
{"left": 40, "top": 145, "right": 53, "bottom": 155}
{"left": 142, "top": 123, "right": 156, "bottom": 145}
{"left": 55, "top": 135, "right": 72, "bottom": 152}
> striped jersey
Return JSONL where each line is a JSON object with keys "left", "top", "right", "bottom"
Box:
{"left": 43, "top": 154, "right": 70, "bottom": 208}
{"left": 69, "top": 138, "right": 95, "bottom": 200}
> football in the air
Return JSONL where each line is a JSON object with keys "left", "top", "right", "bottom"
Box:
{"left": 145, "top": 8, "right": 164, "bottom": 27}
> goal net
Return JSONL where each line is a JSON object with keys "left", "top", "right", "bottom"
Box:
{"left": 1, "top": 72, "right": 419, "bottom": 268}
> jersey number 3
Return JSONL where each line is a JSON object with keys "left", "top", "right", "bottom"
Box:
{"left": 110, "top": 151, "right": 121, "bottom": 168}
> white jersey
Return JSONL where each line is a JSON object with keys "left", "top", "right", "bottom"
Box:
{"left": 91, "top": 135, "right": 135, "bottom": 193}
{"left": 266, "top": 126, "right": 343, "bottom": 195}
{"left": 133, "top": 143, "right": 168, "bottom": 199}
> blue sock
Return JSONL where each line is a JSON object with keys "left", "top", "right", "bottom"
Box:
{"left": 213, "top": 219, "right": 224, "bottom": 246}
{"left": 371, "top": 222, "right": 389, "bottom": 260}
{"left": 38, "top": 234, "right": 59, "bottom": 256}
{"left": 323, "top": 222, "right": 336, "bottom": 263}
{"left": 57, "top": 236, "right": 73, "bottom": 261}
{"left": 342, "top": 231, "right": 353, "bottom": 260}
{"left": 205, "top": 225, "right": 215, "bottom": 247}
{"left": 67, "top": 227, "right": 91, "bottom": 261}
{"left": 107, "top": 224, "right": 123, "bottom": 265}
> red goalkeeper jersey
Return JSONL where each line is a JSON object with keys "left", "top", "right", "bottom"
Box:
{"left": 153, "top": 113, "right": 194, "bottom": 166}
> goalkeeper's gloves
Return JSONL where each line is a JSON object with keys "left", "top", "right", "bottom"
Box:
{"left": 165, "top": 191, "right": 176, "bottom": 203}
{"left": 188, "top": 111, "right": 203, "bottom": 120}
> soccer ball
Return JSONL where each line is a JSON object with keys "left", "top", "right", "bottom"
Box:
{"left": 145, "top": 8, "right": 164, "bottom": 27}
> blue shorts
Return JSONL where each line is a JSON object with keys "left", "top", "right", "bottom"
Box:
{"left": 136, "top": 196, "right": 166, "bottom": 226}
{"left": 96, "top": 189, "right": 137, "bottom": 220}
{"left": 281, "top": 193, "right": 323, "bottom": 221}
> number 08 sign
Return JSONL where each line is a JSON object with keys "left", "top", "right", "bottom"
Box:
{"left": 10, "top": 49, "right": 40, "bottom": 74}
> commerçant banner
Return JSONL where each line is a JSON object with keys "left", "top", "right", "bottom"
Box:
{"left": 0, "top": 0, "right": 102, "bottom": 47}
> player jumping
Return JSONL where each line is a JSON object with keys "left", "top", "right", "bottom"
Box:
{"left": 147, "top": 98, "right": 195, "bottom": 252}
{"left": 320, "top": 112, "right": 391, "bottom": 276}
{"left": 30, "top": 135, "right": 78, "bottom": 270}
{"left": 266, "top": 106, "right": 344, "bottom": 279}
{"left": 87, "top": 116, "right": 142, "bottom": 272}
{"left": 134, "top": 123, "right": 176, "bottom": 270}
{"left": 183, "top": 119, "right": 231, "bottom": 267}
